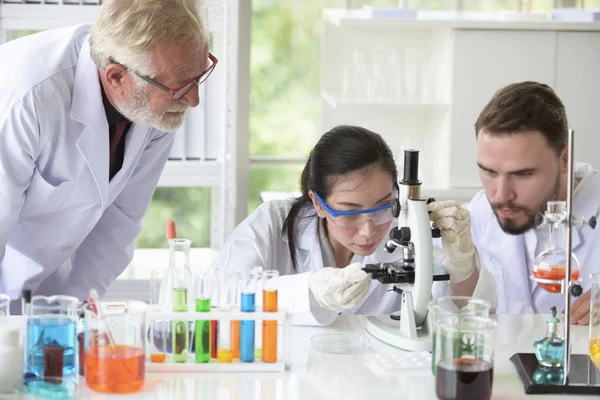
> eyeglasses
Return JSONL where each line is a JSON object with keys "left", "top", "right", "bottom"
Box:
{"left": 125, "top": 52, "right": 218, "bottom": 101}
{"left": 313, "top": 191, "right": 394, "bottom": 229}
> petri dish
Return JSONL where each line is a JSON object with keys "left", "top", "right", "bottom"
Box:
{"left": 311, "top": 333, "right": 369, "bottom": 354}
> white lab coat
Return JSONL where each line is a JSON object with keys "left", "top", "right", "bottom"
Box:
{"left": 466, "top": 163, "right": 600, "bottom": 314}
{"left": 0, "top": 25, "right": 174, "bottom": 308}
{"left": 210, "top": 199, "right": 405, "bottom": 325}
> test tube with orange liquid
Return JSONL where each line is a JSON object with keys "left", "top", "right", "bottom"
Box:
{"left": 533, "top": 266, "right": 580, "bottom": 293}
{"left": 262, "top": 270, "right": 279, "bottom": 363}
{"left": 231, "top": 269, "right": 242, "bottom": 359}
{"left": 589, "top": 273, "right": 600, "bottom": 371}
{"left": 217, "top": 270, "right": 237, "bottom": 363}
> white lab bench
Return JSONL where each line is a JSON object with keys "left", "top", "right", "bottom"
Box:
{"left": 1, "top": 314, "right": 594, "bottom": 399}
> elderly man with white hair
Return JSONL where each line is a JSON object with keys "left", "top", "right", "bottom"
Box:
{"left": 0, "top": 0, "right": 216, "bottom": 310}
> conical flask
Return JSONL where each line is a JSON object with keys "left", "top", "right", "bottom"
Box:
{"left": 532, "top": 201, "right": 580, "bottom": 293}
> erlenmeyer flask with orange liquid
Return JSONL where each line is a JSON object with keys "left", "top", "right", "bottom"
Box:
{"left": 532, "top": 201, "right": 581, "bottom": 294}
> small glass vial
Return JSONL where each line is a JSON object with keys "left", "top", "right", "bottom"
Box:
{"left": 0, "top": 326, "right": 23, "bottom": 393}
{"left": 533, "top": 307, "right": 565, "bottom": 368}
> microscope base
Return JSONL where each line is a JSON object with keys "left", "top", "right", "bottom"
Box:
{"left": 365, "top": 316, "right": 431, "bottom": 352}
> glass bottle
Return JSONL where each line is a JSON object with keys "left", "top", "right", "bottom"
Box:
{"left": 533, "top": 307, "right": 565, "bottom": 368}
{"left": 533, "top": 201, "right": 580, "bottom": 294}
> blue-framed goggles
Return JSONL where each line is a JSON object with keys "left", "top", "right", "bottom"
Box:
{"left": 313, "top": 191, "right": 394, "bottom": 229}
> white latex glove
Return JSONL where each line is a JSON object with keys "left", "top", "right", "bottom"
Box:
{"left": 428, "top": 201, "right": 476, "bottom": 283}
{"left": 308, "top": 263, "right": 371, "bottom": 312}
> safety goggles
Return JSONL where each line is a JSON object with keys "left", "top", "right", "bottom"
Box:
{"left": 125, "top": 52, "right": 218, "bottom": 101}
{"left": 313, "top": 191, "right": 394, "bottom": 229}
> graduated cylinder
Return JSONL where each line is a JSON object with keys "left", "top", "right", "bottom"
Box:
{"left": 262, "top": 270, "right": 279, "bottom": 363}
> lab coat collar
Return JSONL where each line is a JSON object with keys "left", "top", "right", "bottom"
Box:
{"left": 284, "top": 204, "right": 336, "bottom": 271}
{"left": 72, "top": 37, "right": 110, "bottom": 206}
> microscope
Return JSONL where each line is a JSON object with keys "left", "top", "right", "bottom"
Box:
{"left": 363, "top": 149, "right": 449, "bottom": 351}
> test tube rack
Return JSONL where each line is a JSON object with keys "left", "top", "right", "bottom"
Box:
{"left": 145, "top": 305, "right": 290, "bottom": 373}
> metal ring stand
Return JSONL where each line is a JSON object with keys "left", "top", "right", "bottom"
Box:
{"left": 510, "top": 129, "right": 600, "bottom": 394}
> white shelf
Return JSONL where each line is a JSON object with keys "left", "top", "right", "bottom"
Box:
{"left": 323, "top": 9, "right": 600, "bottom": 31}
{"left": 322, "top": 90, "right": 448, "bottom": 111}
{"left": 0, "top": 3, "right": 224, "bottom": 32}
{"left": 0, "top": 4, "right": 100, "bottom": 29}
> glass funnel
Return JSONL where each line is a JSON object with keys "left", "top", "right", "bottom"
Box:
{"left": 532, "top": 201, "right": 580, "bottom": 293}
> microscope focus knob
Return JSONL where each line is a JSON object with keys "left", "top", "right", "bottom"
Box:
{"left": 570, "top": 284, "right": 583, "bottom": 297}
{"left": 589, "top": 216, "right": 597, "bottom": 229}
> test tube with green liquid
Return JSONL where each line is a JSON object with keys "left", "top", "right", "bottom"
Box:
{"left": 172, "top": 269, "right": 190, "bottom": 363}
{"left": 194, "top": 270, "right": 212, "bottom": 363}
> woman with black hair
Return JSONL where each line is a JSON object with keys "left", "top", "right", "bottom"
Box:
{"left": 211, "top": 125, "right": 481, "bottom": 325}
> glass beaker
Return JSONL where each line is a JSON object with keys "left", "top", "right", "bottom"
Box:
{"left": 435, "top": 316, "right": 496, "bottom": 400}
{"left": 84, "top": 300, "right": 146, "bottom": 394}
{"left": 532, "top": 201, "right": 581, "bottom": 293}
{"left": 0, "top": 294, "right": 10, "bottom": 324}
{"left": 24, "top": 296, "right": 79, "bottom": 384}
{"left": 589, "top": 272, "right": 600, "bottom": 371}
{"left": 428, "top": 296, "right": 491, "bottom": 375}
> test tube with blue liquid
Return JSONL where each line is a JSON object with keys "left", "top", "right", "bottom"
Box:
{"left": 23, "top": 295, "right": 80, "bottom": 398}
{"left": 240, "top": 269, "right": 260, "bottom": 363}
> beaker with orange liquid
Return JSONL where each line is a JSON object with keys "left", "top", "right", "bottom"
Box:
{"left": 84, "top": 300, "right": 147, "bottom": 394}
{"left": 589, "top": 273, "right": 600, "bottom": 371}
{"left": 532, "top": 201, "right": 581, "bottom": 293}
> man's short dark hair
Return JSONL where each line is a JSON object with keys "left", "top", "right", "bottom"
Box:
{"left": 474, "top": 81, "right": 568, "bottom": 155}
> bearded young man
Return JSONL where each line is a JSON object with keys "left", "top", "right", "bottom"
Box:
{"left": 428, "top": 81, "right": 599, "bottom": 324}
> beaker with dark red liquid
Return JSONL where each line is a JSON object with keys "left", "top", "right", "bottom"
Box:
{"left": 435, "top": 316, "right": 496, "bottom": 400}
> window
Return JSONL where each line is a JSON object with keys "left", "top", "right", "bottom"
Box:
{"left": 247, "top": 0, "right": 598, "bottom": 215}
{"left": 136, "top": 187, "right": 212, "bottom": 249}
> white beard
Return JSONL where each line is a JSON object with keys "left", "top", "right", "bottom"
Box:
{"left": 117, "top": 80, "right": 188, "bottom": 132}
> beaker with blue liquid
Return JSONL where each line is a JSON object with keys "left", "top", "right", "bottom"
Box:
{"left": 21, "top": 295, "right": 79, "bottom": 398}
